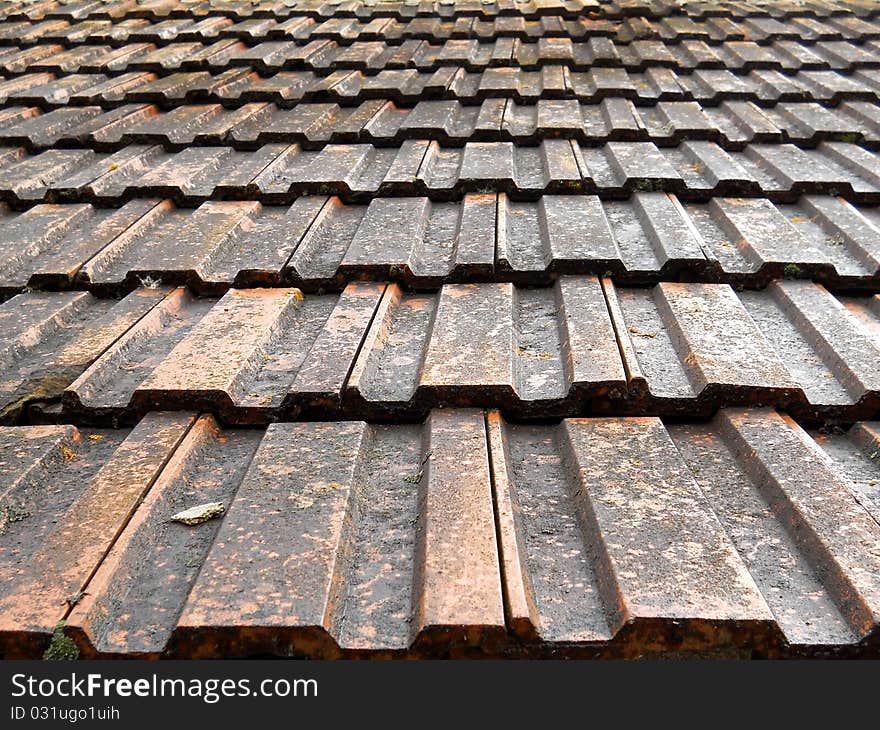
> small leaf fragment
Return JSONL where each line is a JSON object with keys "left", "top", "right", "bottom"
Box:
{"left": 170, "top": 502, "right": 226, "bottom": 526}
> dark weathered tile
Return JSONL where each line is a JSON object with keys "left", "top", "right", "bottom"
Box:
{"left": 1, "top": 194, "right": 879, "bottom": 292}
{"left": 0, "top": 288, "right": 165, "bottom": 423}
{"left": 63, "top": 411, "right": 504, "bottom": 657}
{"left": 603, "top": 279, "right": 802, "bottom": 413}
{"left": 489, "top": 411, "right": 775, "bottom": 654}
{"left": 347, "top": 278, "right": 626, "bottom": 418}
{"left": 66, "top": 284, "right": 384, "bottom": 423}
{"left": 669, "top": 408, "right": 880, "bottom": 650}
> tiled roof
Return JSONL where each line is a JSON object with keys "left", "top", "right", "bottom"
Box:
{"left": 11, "top": 100, "right": 880, "bottom": 150}
{"left": 4, "top": 68, "right": 879, "bottom": 106}
{"left": 1, "top": 0, "right": 880, "bottom": 660}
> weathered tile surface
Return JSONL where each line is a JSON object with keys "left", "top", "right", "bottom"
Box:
{"left": 607, "top": 279, "right": 880, "bottom": 417}
{"left": 491, "top": 415, "right": 880, "bottom": 649}
{"left": 12, "top": 10, "right": 880, "bottom": 49}
{"left": 6, "top": 99, "right": 880, "bottom": 151}
{"left": 64, "top": 284, "right": 383, "bottom": 423}
{"left": 7, "top": 32, "right": 880, "bottom": 77}
{"left": 63, "top": 410, "right": 505, "bottom": 658}
{"left": 348, "top": 277, "right": 626, "bottom": 417}
{"left": 5, "top": 66, "right": 880, "bottom": 110}
{"left": 2, "top": 0, "right": 880, "bottom": 661}
{"left": 0, "top": 412, "right": 194, "bottom": 657}
{"left": 1, "top": 407, "right": 879, "bottom": 658}
{"left": 0, "top": 287, "right": 166, "bottom": 423}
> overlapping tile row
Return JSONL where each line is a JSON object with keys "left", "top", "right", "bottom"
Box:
{"left": 8, "top": 15, "right": 880, "bottom": 49}
{"left": 0, "top": 1, "right": 611, "bottom": 24}
{"left": 2, "top": 279, "right": 879, "bottom": 424}
{"left": 8, "top": 11, "right": 880, "bottom": 48}
{"left": 5, "top": 98, "right": 880, "bottom": 152}
{"left": 341, "top": 278, "right": 880, "bottom": 420}
{"left": 628, "top": 0, "right": 880, "bottom": 19}
{"left": 4, "top": 37, "right": 880, "bottom": 77}
{"left": 1, "top": 407, "right": 879, "bottom": 658}
{"left": 2, "top": 194, "right": 880, "bottom": 294}
{"left": 3, "top": 140, "right": 880, "bottom": 205}
{"left": 615, "top": 14, "right": 880, "bottom": 45}
{"left": 605, "top": 279, "right": 880, "bottom": 419}
{"left": 1, "top": 0, "right": 877, "bottom": 24}
{"left": 5, "top": 68, "right": 880, "bottom": 110}
{"left": 0, "top": 17, "right": 618, "bottom": 47}
{"left": 0, "top": 410, "right": 508, "bottom": 658}
{"left": 0, "top": 0, "right": 811, "bottom": 25}
{"left": 0, "top": 1, "right": 617, "bottom": 24}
